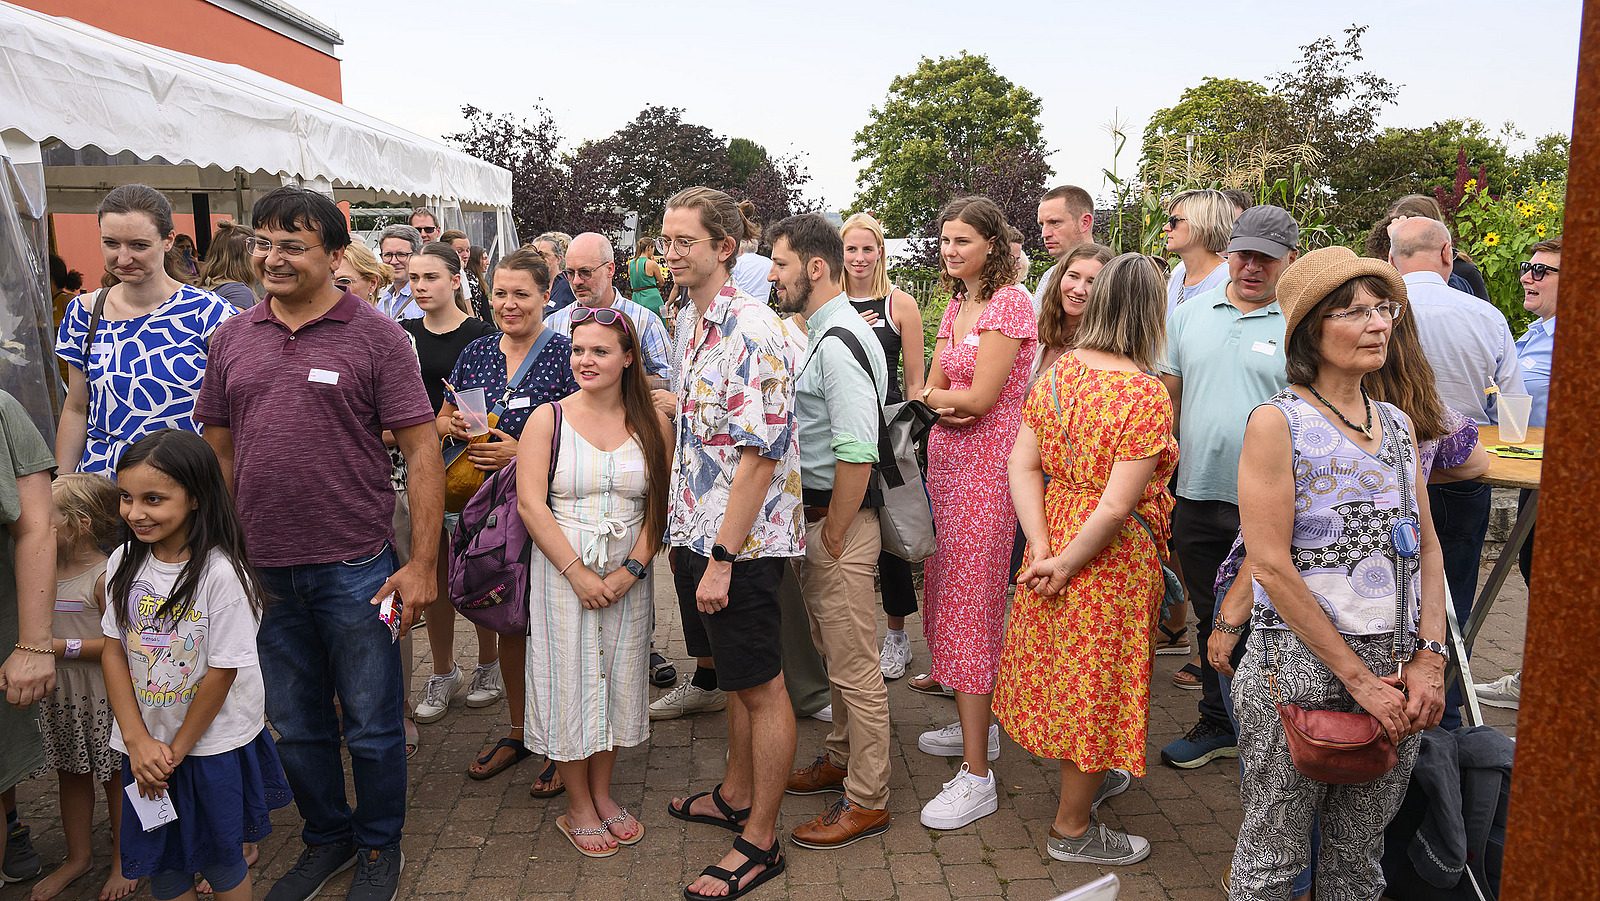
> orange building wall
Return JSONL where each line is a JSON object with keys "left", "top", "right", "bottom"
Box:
{"left": 21, "top": 0, "right": 342, "bottom": 101}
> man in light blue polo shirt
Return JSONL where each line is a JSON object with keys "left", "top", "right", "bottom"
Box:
{"left": 1158, "top": 205, "right": 1298, "bottom": 769}
{"left": 544, "top": 233, "right": 673, "bottom": 378}
{"left": 767, "top": 213, "right": 894, "bottom": 850}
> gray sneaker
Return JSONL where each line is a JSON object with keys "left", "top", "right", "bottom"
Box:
{"left": 648, "top": 681, "right": 727, "bottom": 720}
{"left": 1091, "top": 769, "right": 1131, "bottom": 813}
{"left": 264, "top": 842, "right": 357, "bottom": 901}
{"left": 1, "top": 822, "right": 42, "bottom": 883}
{"left": 464, "top": 661, "right": 504, "bottom": 708}
{"left": 413, "top": 665, "right": 463, "bottom": 723}
{"left": 1047, "top": 822, "right": 1150, "bottom": 865}
{"left": 1474, "top": 671, "right": 1522, "bottom": 709}
{"left": 346, "top": 848, "right": 403, "bottom": 901}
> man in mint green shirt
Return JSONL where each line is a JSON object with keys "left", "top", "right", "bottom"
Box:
{"left": 767, "top": 213, "right": 894, "bottom": 850}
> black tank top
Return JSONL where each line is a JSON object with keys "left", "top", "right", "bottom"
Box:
{"left": 849, "top": 294, "right": 903, "bottom": 403}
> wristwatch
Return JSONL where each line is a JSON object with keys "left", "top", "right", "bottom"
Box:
{"left": 1415, "top": 638, "right": 1450, "bottom": 661}
{"left": 623, "top": 558, "right": 647, "bottom": 579}
{"left": 710, "top": 543, "right": 736, "bottom": 563}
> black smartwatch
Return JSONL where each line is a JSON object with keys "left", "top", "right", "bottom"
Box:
{"left": 623, "top": 558, "right": 647, "bottom": 579}
{"left": 710, "top": 543, "right": 736, "bottom": 563}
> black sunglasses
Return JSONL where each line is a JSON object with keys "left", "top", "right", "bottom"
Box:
{"left": 1166, "top": 215, "right": 1187, "bottom": 229}
{"left": 1520, "top": 261, "right": 1560, "bottom": 281}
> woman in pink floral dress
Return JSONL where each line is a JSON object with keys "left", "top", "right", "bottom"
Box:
{"left": 913, "top": 197, "right": 1037, "bottom": 831}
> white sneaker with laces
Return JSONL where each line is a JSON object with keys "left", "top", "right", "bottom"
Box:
{"left": 880, "top": 632, "right": 911, "bottom": 680}
{"left": 414, "top": 664, "right": 463, "bottom": 724}
{"left": 811, "top": 705, "right": 833, "bottom": 722}
{"left": 648, "top": 681, "right": 728, "bottom": 720}
{"left": 918, "top": 721, "right": 1000, "bottom": 760}
{"left": 464, "top": 661, "right": 504, "bottom": 708}
{"left": 1474, "top": 671, "right": 1522, "bottom": 709}
{"left": 920, "top": 763, "right": 999, "bottom": 829}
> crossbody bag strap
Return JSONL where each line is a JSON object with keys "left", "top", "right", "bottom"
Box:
{"left": 493, "top": 327, "right": 555, "bottom": 418}
{"left": 1374, "top": 401, "right": 1414, "bottom": 668}
{"left": 84, "top": 288, "right": 109, "bottom": 357}
{"left": 816, "top": 326, "right": 898, "bottom": 487}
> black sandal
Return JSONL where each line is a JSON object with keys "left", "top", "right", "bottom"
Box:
{"left": 668, "top": 783, "right": 750, "bottom": 833}
{"left": 529, "top": 759, "right": 566, "bottom": 798}
{"left": 469, "top": 737, "right": 532, "bottom": 781}
{"left": 684, "top": 836, "right": 785, "bottom": 901}
{"left": 1155, "top": 624, "right": 1191, "bottom": 655}
{"left": 651, "top": 651, "right": 678, "bottom": 688}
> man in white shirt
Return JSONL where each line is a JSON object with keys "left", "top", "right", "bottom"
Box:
{"left": 375, "top": 224, "right": 423, "bottom": 320}
{"left": 1033, "top": 185, "right": 1094, "bottom": 297}
{"left": 732, "top": 235, "right": 774, "bottom": 303}
{"left": 543, "top": 233, "right": 673, "bottom": 378}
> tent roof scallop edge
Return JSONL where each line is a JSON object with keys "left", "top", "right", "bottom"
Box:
{"left": 0, "top": 0, "right": 510, "bottom": 207}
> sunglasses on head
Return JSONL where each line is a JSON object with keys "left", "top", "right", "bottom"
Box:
{"left": 1520, "top": 261, "right": 1559, "bottom": 281}
{"left": 568, "top": 306, "right": 632, "bottom": 331}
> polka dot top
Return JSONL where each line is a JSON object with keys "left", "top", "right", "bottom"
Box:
{"left": 445, "top": 329, "right": 578, "bottom": 440}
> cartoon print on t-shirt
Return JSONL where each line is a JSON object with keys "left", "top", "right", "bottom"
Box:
{"left": 121, "top": 579, "right": 208, "bottom": 709}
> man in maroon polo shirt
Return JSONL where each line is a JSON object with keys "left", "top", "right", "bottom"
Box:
{"left": 195, "top": 187, "right": 442, "bottom": 901}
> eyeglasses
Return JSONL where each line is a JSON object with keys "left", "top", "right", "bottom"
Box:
{"left": 563, "top": 264, "right": 610, "bottom": 282}
{"left": 1166, "top": 216, "right": 1187, "bottom": 229}
{"left": 656, "top": 235, "right": 716, "bottom": 256}
{"left": 1520, "top": 261, "right": 1560, "bottom": 281}
{"left": 1324, "top": 302, "right": 1404, "bottom": 324}
{"left": 334, "top": 277, "right": 354, "bottom": 289}
{"left": 380, "top": 251, "right": 414, "bottom": 262}
{"left": 246, "top": 238, "right": 321, "bottom": 259}
{"left": 568, "top": 305, "right": 633, "bottom": 332}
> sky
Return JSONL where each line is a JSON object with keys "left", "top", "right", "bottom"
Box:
{"left": 291, "top": 0, "right": 1583, "bottom": 218}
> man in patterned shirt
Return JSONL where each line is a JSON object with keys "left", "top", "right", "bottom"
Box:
{"left": 658, "top": 187, "right": 801, "bottom": 901}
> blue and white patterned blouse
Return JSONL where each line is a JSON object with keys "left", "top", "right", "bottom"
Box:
{"left": 56, "top": 285, "right": 237, "bottom": 475}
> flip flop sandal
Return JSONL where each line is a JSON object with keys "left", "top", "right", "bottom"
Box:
{"left": 469, "top": 737, "right": 532, "bottom": 780}
{"left": 907, "top": 674, "right": 955, "bottom": 697}
{"left": 1172, "top": 662, "right": 1203, "bottom": 690}
{"left": 668, "top": 782, "right": 751, "bottom": 833}
{"left": 684, "top": 836, "right": 785, "bottom": 901}
{"left": 556, "top": 815, "right": 618, "bottom": 859}
{"left": 602, "top": 808, "right": 644, "bottom": 845}
{"left": 1155, "top": 625, "right": 1192, "bottom": 656}
{"left": 529, "top": 759, "right": 566, "bottom": 798}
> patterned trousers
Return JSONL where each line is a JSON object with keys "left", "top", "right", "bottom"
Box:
{"left": 1229, "top": 628, "right": 1420, "bottom": 901}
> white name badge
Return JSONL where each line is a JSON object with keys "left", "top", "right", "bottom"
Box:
{"left": 91, "top": 341, "right": 113, "bottom": 357}
{"left": 139, "top": 631, "right": 172, "bottom": 649}
{"left": 962, "top": 332, "right": 982, "bottom": 347}
{"left": 54, "top": 599, "right": 84, "bottom": 613}
{"left": 615, "top": 459, "right": 645, "bottom": 473}
{"left": 1521, "top": 357, "right": 1537, "bottom": 370}
{"left": 308, "top": 368, "right": 340, "bottom": 385}
{"left": 1251, "top": 341, "right": 1277, "bottom": 356}
{"left": 508, "top": 396, "right": 532, "bottom": 410}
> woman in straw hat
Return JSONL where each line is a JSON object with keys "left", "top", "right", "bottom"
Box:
{"left": 1226, "top": 247, "right": 1448, "bottom": 900}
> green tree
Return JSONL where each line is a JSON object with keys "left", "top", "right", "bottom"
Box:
{"left": 727, "top": 138, "right": 770, "bottom": 184}
{"left": 1139, "top": 77, "right": 1288, "bottom": 183}
{"left": 573, "top": 106, "right": 733, "bottom": 232}
{"left": 1327, "top": 119, "right": 1514, "bottom": 236}
{"left": 849, "top": 52, "right": 1045, "bottom": 236}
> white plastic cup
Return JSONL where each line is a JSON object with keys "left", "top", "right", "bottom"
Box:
{"left": 1498, "top": 393, "right": 1532, "bottom": 444}
{"left": 456, "top": 387, "right": 491, "bottom": 436}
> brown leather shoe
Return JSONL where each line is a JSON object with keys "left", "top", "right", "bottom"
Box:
{"left": 786, "top": 754, "right": 847, "bottom": 795}
{"left": 790, "top": 797, "right": 890, "bottom": 849}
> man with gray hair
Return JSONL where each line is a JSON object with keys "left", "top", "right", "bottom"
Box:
{"left": 377, "top": 224, "right": 424, "bottom": 320}
{"left": 544, "top": 233, "right": 673, "bottom": 377}
{"left": 532, "top": 231, "right": 579, "bottom": 314}
{"left": 1388, "top": 214, "right": 1524, "bottom": 730}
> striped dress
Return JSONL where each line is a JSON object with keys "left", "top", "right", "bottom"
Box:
{"left": 524, "top": 420, "right": 652, "bottom": 761}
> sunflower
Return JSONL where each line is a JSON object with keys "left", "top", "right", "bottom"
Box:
{"left": 1535, "top": 223, "right": 1548, "bottom": 237}
{"left": 1484, "top": 233, "right": 1501, "bottom": 247}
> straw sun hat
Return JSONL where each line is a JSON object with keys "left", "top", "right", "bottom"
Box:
{"left": 1275, "top": 246, "right": 1409, "bottom": 341}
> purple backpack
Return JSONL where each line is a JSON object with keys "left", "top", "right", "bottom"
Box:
{"left": 448, "top": 403, "right": 561, "bottom": 635}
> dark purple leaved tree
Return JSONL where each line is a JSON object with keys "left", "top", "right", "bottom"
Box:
{"left": 908, "top": 142, "right": 1053, "bottom": 267}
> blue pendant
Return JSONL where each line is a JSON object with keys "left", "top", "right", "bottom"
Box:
{"left": 1392, "top": 518, "right": 1421, "bottom": 558}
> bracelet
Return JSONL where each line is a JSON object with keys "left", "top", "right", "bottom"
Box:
{"left": 13, "top": 643, "right": 52, "bottom": 656}
{"left": 65, "top": 639, "right": 82, "bottom": 659}
{"left": 558, "top": 556, "right": 581, "bottom": 576}
{"left": 920, "top": 385, "right": 936, "bottom": 403}
{"left": 1212, "top": 616, "right": 1247, "bottom": 636}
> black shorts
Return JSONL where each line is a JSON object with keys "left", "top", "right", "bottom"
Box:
{"left": 673, "top": 547, "right": 785, "bottom": 692}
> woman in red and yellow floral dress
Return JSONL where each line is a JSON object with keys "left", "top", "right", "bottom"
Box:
{"left": 995, "top": 253, "right": 1177, "bottom": 867}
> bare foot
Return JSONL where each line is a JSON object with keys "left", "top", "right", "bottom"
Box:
{"left": 30, "top": 858, "right": 91, "bottom": 901}
{"left": 685, "top": 843, "right": 777, "bottom": 898}
{"left": 98, "top": 870, "right": 137, "bottom": 901}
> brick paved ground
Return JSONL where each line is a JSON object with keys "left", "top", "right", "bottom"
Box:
{"left": 6, "top": 562, "right": 1524, "bottom": 901}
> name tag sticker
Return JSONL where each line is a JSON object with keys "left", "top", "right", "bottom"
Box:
{"left": 615, "top": 459, "right": 645, "bottom": 473}
{"left": 1251, "top": 341, "right": 1277, "bottom": 356}
{"left": 1373, "top": 487, "right": 1402, "bottom": 510}
{"left": 961, "top": 332, "right": 982, "bottom": 347}
{"left": 91, "top": 341, "right": 113, "bottom": 356}
{"left": 54, "top": 599, "right": 84, "bottom": 613}
{"left": 1521, "top": 357, "right": 1537, "bottom": 370}
{"left": 508, "top": 396, "right": 532, "bottom": 410}
{"left": 308, "top": 368, "right": 340, "bottom": 385}
{"left": 139, "top": 631, "right": 172, "bottom": 649}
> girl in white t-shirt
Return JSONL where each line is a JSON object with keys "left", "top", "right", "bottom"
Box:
{"left": 100, "top": 429, "right": 288, "bottom": 901}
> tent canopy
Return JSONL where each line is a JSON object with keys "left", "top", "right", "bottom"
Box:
{"left": 0, "top": 0, "right": 511, "bottom": 208}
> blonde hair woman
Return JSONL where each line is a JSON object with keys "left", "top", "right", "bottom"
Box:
{"left": 336, "top": 241, "right": 394, "bottom": 305}
{"left": 1163, "top": 189, "right": 1236, "bottom": 314}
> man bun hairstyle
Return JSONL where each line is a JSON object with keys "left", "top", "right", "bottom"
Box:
{"left": 666, "top": 187, "right": 760, "bottom": 267}
{"left": 251, "top": 186, "right": 351, "bottom": 252}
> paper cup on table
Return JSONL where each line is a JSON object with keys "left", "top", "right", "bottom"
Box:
{"left": 455, "top": 387, "right": 492, "bottom": 436}
{"left": 1498, "top": 393, "right": 1532, "bottom": 444}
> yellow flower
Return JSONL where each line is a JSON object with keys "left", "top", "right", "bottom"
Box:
{"left": 1522, "top": 206, "right": 1537, "bottom": 218}
{"left": 1548, "top": 201, "right": 1559, "bottom": 212}
{"left": 1535, "top": 223, "right": 1548, "bottom": 237}
{"left": 1465, "top": 178, "right": 1478, "bottom": 191}
{"left": 1484, "top": 233, "right": 1500, "bottom": 246}
{"left": 1539, "top": 191, "right": 1550, "bottom": 202}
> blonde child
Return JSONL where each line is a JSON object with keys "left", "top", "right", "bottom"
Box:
{"left": 100, "top": 430, "right": 287, "bottom": 901}
{"left": 31, "top": 474, "right": 135, "bottom": 901}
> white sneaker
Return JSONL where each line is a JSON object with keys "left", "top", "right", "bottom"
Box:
{"left": 464, "top": 661, "right": 504, "bottom": 708}
{"left": 811, "top": 705, "right": 833, "bottom": 722}
{"left": 1474, "top": 671, "right": 1522, "bottom": 709}
{"left": 414, "top": 664, "right": 463, "bottom": 723}
{"left": 648, "top": 681, "right": 728, "bottom": 720}
{"left": 920, "top": 763, "right": 999, "bottom": 830}
{"left": 918, "top": 721, "right": 1000, "bottom": 760}
{"left": 880, "top": 632, "right": 911, "bottom": 680}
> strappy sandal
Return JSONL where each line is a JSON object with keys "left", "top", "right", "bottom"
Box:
{"left": 684, "top": 836, "right": 785, "bottom": 901}
{"left": 529, "top": 759, "right": 566, "bottom": 798}
{"left": 1155, "top": 624, "right": 1191, "bottom": 656}
{"left": 556, "top": 815, "right": 618, "bottom": 858}
{"left": 469, "top": 736, "right": 532, "bottom": 780}
{"left": 908, "top": 673, "right": 955, "bottom": 697}
{"left": 668, "top": 783, "right": 751, "bottom": 833}
{"left": 1172, "top": 662, "right": 1202, "bottom": 690}
{"left": 602, "top": 808, "right": 644, "bottom": 845}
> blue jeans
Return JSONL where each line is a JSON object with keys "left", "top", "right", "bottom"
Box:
{"left": 257, "top": 545, "right": 406, "bottom": 849}
{"left": 1427, "top": 481, "right": 1491, "bottom": 731}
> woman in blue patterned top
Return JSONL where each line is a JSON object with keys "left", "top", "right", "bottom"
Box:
{"left": 55, "top": 185, "right": 236, "bottom": 475}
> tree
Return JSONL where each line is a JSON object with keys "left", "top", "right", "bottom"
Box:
{"left": 850, "top": 52, "right": 1046, "bottom": 236}
{"left": 447, "top": 104, "right": 623, "bottom": 240}
{"left": 573, "top": 106, "right": 733, "bottom": 233}
{"left": 1140, "top": 77, "right": 1289, "bottom": 184}
{"left": 907, "top": 143, "right": 1053, "bottom": 266}
{"left": 731, "top": 152, "right": 821, "bottom": 233}
{"left": 1325, "top": 119, "right": 1515, "bottom": 236}
{"left": 728, "top": 138, "right": 770, "bottom": 184}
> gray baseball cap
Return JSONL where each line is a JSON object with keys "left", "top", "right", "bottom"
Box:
{"left": 1227, "top": 205, "right": 1299, "bottom": 258}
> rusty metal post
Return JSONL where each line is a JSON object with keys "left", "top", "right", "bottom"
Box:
{"left": 1501, "top": 2, "right": 1600, "bottom": 897}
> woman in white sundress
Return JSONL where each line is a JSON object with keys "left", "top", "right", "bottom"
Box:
{"left": 517, "top": 306, "right": 672, "bottom": 858}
